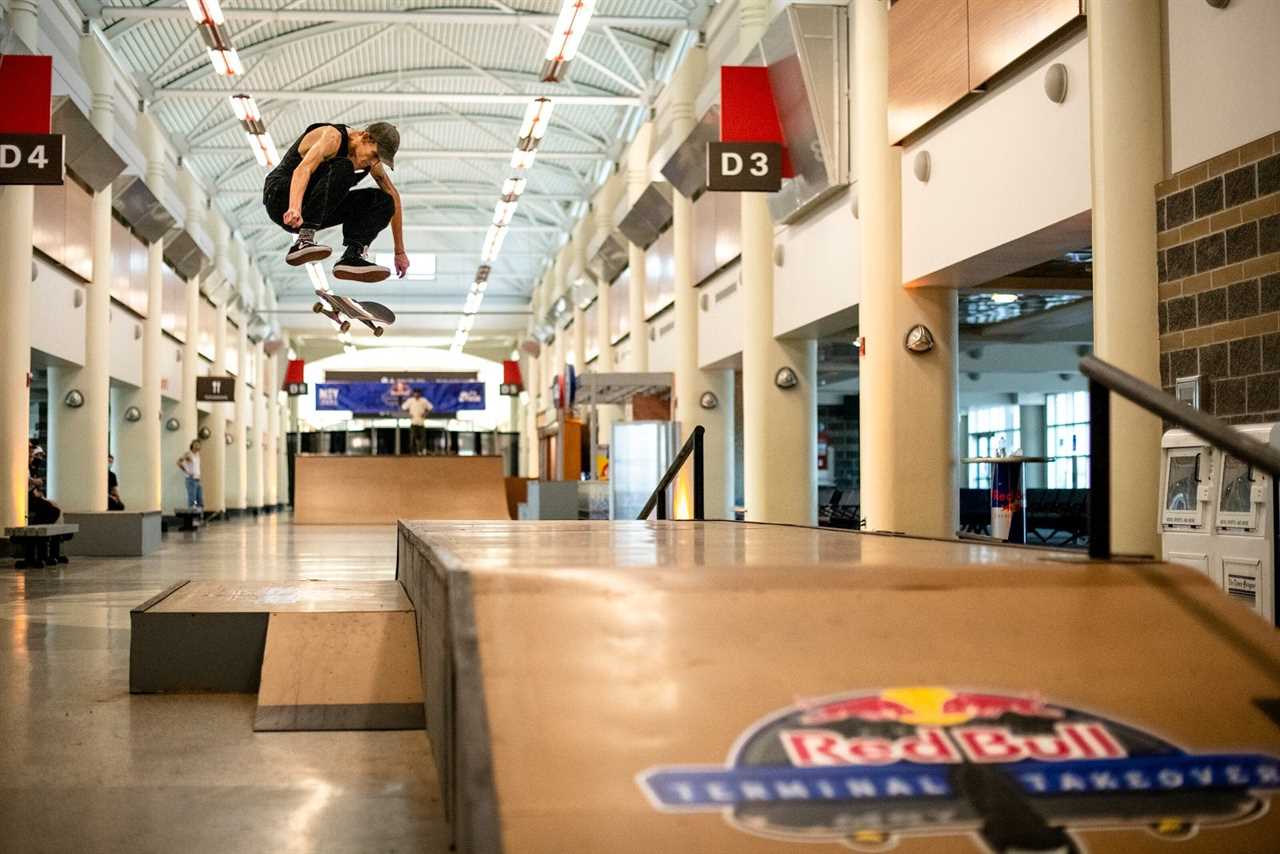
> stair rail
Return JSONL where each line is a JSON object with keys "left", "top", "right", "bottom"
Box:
{"left": 1079, "top": 354, "right": 1280, "bottom": 559}
{"left": 637, "top": 426, "right": 706, "bottom": 521}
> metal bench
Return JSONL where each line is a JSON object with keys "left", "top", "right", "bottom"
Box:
{"left": 4, "top": 523, "right": 80, "bottom": 569}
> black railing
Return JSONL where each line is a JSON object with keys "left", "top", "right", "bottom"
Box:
{"left": 1080, "top": 354, "right": 1280, "bottom": 559}
{"left": 638, "top": 426, "right": 706, "bottom": 521}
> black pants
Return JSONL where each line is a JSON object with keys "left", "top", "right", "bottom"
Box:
{"left": 410, "top": 424, "right": 427, "bottom": 455}
{"left": 264, "top": 159, "right": 393, "bottom": 247}
{"left": 28, "top": 491, "right": 60, "bottom": 524}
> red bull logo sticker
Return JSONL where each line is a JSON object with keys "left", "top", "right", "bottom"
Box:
{"left": 636, "top": 687, "right": 1280, "bottom": 852}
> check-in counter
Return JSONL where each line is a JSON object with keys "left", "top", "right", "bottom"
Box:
{"left": 294, "top": 455, "right": 510, "bottom": 524}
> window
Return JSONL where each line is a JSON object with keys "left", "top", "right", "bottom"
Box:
{"left": 966, "top": 405, "right": 1020, "bottom": 488}
{"left": 375, "top": 252, "right": 436, "bottom": 280}
{"left": 1047, "top": 391, "right": 1090, "bottom": 488}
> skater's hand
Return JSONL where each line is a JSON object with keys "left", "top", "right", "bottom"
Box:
{"left": 282, "top": 207, "right": 303, "bottom": 229}
{"left": 394, "top": 249, "right": 410, "bottom": 278}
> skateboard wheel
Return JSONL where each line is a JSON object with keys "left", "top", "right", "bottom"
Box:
{"left": 373, "top": 326, "right": 384, "bottom": 337}
{"left": 312, "top": 302, "right": 323, "bottom": 313}
{"left": 340, "top": 321, "right": 351, "bottom": 333}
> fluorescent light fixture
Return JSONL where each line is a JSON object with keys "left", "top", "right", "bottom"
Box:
{"left": 501, "top": 177, "right": 527, "bottom": 200}
{"left": 375, "top": 251, "right": 436, "bottom": 280}
{"left": 305, "top": 261, "right": 328, "bottom": 292}
{"left": 186, "top": 0, "right": 226, "bottom": 25}
{"left": 517, "top": 97, "right": 553, "bottom": 148}
{"left": 510, "top": 148, "right": 537, "bottom": 170}
{"left": 229, "top": 94, "right": 260, "bottom": 123}
{"left": 493, "top": 200, "right": 518, "bottom": 227}
{"left": 542, "top": 0, "right": 596, "bottom": 82}
{"left": 990, "top": 293, "right": 1019, "bottom": 304}
{"left": 206, "top": 46, "right": 243, "bottom": 76}
{"left": 481, "top": 224, "right": 508, "bottom": 263}
{"left": 463, "top": 293, "right": 483, "bottom": 315}
{"left": 458, "top": 315, "right": 475, "bottom": 334}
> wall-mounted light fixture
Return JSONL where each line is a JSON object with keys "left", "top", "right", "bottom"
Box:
{"left": 699, "top": 391, "right": 719, "bottom": 410}
{"left": 246, "top": 437, "right": 254, "bottom": 449}
{"left": 913, "top": 150, "right": 931, "bottom": 183}
{"left": 199, "top": 426, "right": 212, "bottom": 440}
{"left": 64, "top": 390, "right": 85, "bottom": 408}
{"left": 774, "top": 367, "right": 799, "bottom": 390}
{"left": 124, "top": 406, "right": 142, "bottom": 422}
{"left": 904, "top": 324, "right": 935, "bottom": 354}
{"left": 1043, "top": 63, "right": 1069, "bottom": 104}
{"left": 225, "top": 432, "right": 234, "bottom": 446}
{"left": 165, "top": 417, "right": 181, "bottom": 432}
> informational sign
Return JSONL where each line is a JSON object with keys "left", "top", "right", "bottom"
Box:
{"left": 499, "top": 383, "right": 521, "bottom": 397}
{"left": 314, "top": 381, "right": 485, "bottom": 414}
{"left": 0, "top": 133, "right": 64, "bottom": 185}
{"left": 707, "top": 142, "right": 783, "bottom": 193}
{"left": 285, "top": 382, "right": 309, "bottom": 396}
{"left": 196, "top": 376, "right": 236, "bottom": 402}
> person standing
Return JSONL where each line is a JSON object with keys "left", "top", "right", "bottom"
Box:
{"left": 177, "top": 440, "right": 203, "bottom": 509}
{"left": 401, "top": 389, "right": 433, "bottom": 455}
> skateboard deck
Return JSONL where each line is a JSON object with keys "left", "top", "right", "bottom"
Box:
{"left": 313, "top": 290, "right": 396, "bottom": 335}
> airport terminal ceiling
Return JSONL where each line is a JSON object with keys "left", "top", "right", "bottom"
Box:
{"left": 89, "top": 0, "right": 705, "bottom": 349}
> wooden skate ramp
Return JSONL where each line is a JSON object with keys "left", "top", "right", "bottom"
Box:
{"left": 254, "top": 610, "right": 425, "bottom": 731}
{"left": 294, "top": 455, "right": 510, "bottom": 523}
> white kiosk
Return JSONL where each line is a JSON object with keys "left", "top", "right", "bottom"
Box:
{"left": 1160, "top": 425, "right": 1276, "bottom": 624}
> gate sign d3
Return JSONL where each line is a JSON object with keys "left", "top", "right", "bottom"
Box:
{"left": 707, "top": 142, "right": 783, "bottom": 193}
{"left": 196, "top": 376, "right": 236, "bottom": 403}
{"left": 0, "top": 134, "right": 65, "bottom": 186}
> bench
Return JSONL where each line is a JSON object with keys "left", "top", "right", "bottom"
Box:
{"left": 173, "top": 509, "right": 204, "bottom": 533}
{"left": 4, "top": 523, "right": 80, "bottom": 569}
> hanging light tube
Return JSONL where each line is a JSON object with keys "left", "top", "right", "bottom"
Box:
{"left": 194, "top": 3, "right": 242, "bottom": 77}
{"left": 541, "top": 0, "right": 596, "bottom": 82}
{"left": 186, "top": 0, "right": 226, "bottom": 25}
{"left": 510, "top": 148, "right": 537, "bottom": 170}
{"left": 500, "top": 177, "right": 527, "bottom": 201}
{"left": 481, "top": 224, "right": 508, "bottom": 263}
{"left": 493, "top": 200, "right": 518, "bottom": 227}
{"left": 517, "top": 98, "right": 553, "bottom": 150}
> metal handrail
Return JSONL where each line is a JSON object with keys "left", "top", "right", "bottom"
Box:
{"left": 637, "top": 425, "right": 705, "bottom": 521}
{"left": 1079, "top": 354, "right": 1280, "bottom": 558}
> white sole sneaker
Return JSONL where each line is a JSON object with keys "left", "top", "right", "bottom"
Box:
{"left": 333, "top": 262, "right": 391, "bottom": 283}
{"left": 286, "top": 242, "right": 332, "bottom": 265}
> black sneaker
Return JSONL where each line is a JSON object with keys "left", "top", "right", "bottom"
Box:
{"left": 333, "top": 245, "right": 390, "bottom": 283}
{"left": 286, "top": 232, "right": 331, "bottom": 266}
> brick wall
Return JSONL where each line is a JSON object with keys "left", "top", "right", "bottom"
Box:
{"left": 1157, "top": 131, "right": 1280, "bottom": 423}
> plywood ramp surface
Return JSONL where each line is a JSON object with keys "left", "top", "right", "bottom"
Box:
{"left": 295, "top": 455, "right": 510, "bottom": 524}
{"left": 147, "top": 579, "right": 411, "bottom": 613}
{"left": 469, "top": 562, "right": 1280, "bottom": 854}
{"left": 255, "top": 610, "right": 425, "bottom": 731}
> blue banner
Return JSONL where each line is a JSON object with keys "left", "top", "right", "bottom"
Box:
{"left": 314, "top": 381, "right": 485, "bottom": 414}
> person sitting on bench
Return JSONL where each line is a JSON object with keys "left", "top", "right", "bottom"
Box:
{"left": 27, "top": 443, "right": 60, "bottom": 525}
{"left": 107, "top": 454, "right": 126, "bottom": 511}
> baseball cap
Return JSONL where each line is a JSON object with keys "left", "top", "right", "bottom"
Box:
{"left": 365, "top": 121, "right": 400, "bottom": 169}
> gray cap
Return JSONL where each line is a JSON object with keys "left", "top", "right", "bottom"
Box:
{"left": 365, "top": 121, "right": 400, "bottom": 169}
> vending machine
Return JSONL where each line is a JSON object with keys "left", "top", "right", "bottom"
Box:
{"left": 1159, "top": 425, "right": 1276, "bottom": 624}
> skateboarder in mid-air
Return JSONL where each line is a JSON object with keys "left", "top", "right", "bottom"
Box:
{"left": 263, "top": 121, "right": 408, "bottom": 283}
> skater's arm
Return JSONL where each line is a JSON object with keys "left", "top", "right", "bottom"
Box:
{"left": 372, "top": 164, "right": 408, "bottom": 277}
{"left": 284, "top": 127, "right": 341, "bottom": 228}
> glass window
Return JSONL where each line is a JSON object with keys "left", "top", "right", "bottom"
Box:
{"left": 1047, "top": 391, "right": 1090, "bottom": 488}
{"left": 966, "top": 405, "right": 1020, "bottom": 488}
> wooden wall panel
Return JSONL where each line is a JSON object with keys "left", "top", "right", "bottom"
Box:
{"left": 294, "top": 455, "right": 510, "bottom": 523}
{"left": 32, "top": 184, "right": 65, "bottom": 267}
{"left": 889, "top": 0, "right": 970, "bottom": 143}
{"left": 712, "top": 190, "right": 740, "bottom": 270}
{"left": 645, "top": 228, "right": 675, "bottom": 318}
{"left": 692, "top": 193, "right": 718, "bottom": 285}
{"left": 128, "top": 231, "right": 149, "bottom": 316}
{"left": 110, "top": 217, "right": 132, "bottom": 307}
{"left": 968, "top": 0, "right": 1081, "bottom": 88}
{"left": 161, "top": 263, "right": 187, "bottom": 342}
{"left": 610, "top": 268, "right": 630, "bottom": 344}
{"left": 62, "top": 179, "right": 94, "bottom": 281}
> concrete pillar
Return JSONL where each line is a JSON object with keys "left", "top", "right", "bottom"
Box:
{"left": 0, "top": 2, "right": 39, "bottom": 527}
{"left": 49, "top": 36, "right": 113, "bottom": 511}
{"left": 249, "top": 334, "right": 265, "bottom": 510}
{"left": 1089, "top": 1, "right": 1163, "bottom": 556}
{"left": 277, "top": 400, "right": 289, "bottom": 506}
{"left": 265, "top": 353, "right": 279, "bottom": 508}
{"left": 854, "top": 0, "right": 958, "bottom": 538}
{"left": 230, "top": 277, "right": 248, "bottom": 510}
{"left": 737, "top": 1, "right": 816, "bottom": 525}
{"left": 626, "top": 122, "right": 653, "bottom": 371}
{"left": 1019, "top": 399, "right": 1047, "bottom": 489}
{"left": 205, "top": 296, "right": 228, "bottom": 513}
{"left": 525, "top": 352, "right": 540, "bottom": 479}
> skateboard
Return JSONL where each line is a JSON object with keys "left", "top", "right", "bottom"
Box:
{"left": 313, "top": 290, "right": 396, "bottom": 336}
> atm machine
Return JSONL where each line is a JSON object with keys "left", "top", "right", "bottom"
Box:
{"left": 1160, "top": 425, "right": 1276, "bottom": 624}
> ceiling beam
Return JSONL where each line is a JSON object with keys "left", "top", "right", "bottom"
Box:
{"left": 159, "top": 88, "right": 641, "bottom": 107}
{"left": 217, "top": 190, "right": 584, "bottom": 203}
{"left": 192, "top": 146, "right": 600, "bottom": 161}
{"left": 98, "top": 7, "right": 688, "bottom": 28}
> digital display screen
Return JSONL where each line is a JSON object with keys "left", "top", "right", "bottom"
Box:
{"left": 1164, "top": 454, "right": 1200, "bottom": 512}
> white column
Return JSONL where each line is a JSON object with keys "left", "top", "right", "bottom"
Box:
{"left": 525, "top": 352, "right": 540, "bottom": 479}
{"left": 1089, "top": 1, "right": 1163, "bottom": 556}
{"left": 230, "top": 289, "right": 248, "bottom": 510}
{"left": 50, "top": 36, "right": 113, "bottom": 511}
{"left": 265, "top": 353, "right": 279, "bottom": 508}
{"left": 0, "top": 2, "right": 39, "bottom": 527}
{"left": 626, "top": 122, "right": 654, "bottom": 371}
{"left": 737, "top": 0, "right": 816, "bottom": 525}
{"left": 205, "top": 297, "right": 228, "bottom": 513}
{"left": 249, "top": 337, "right": 265, "bottom": 509}
{"left": 855, "top": 0, "right": 958, "bottom": 538}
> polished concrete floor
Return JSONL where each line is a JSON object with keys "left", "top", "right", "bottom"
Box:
{"left": 0, "top": 515, "right": 448, "bottom": 854}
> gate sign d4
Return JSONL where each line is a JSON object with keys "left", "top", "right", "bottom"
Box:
{"left": 0, "top": 133, "right": 65, "bottom": 185}
{"left": 707, "top": 142, "right": 783, "bottom": 192}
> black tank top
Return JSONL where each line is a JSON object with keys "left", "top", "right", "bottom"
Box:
{"left": 265, "top": 123, "right": 369, "bottom": 188}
